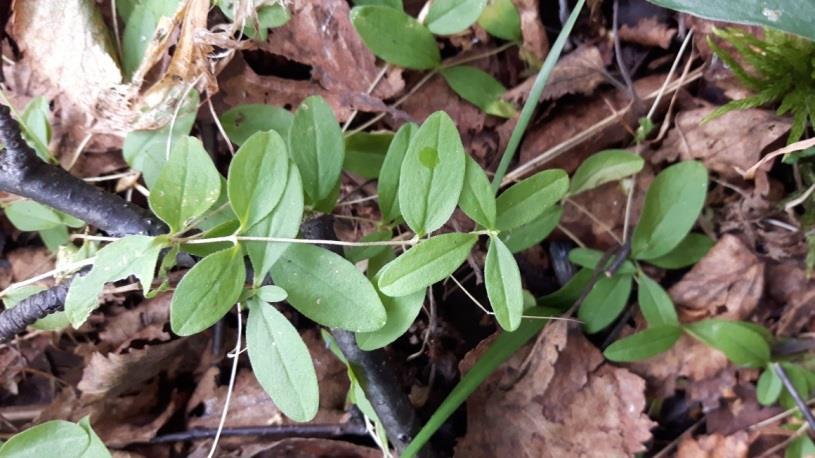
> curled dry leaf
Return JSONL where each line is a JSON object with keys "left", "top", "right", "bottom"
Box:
{"left": 669, "top": 234, "right": 764, "bottom": 321}
{"left": 505, "top": 45, "right": 609, "bottom": 103}
{"left": 220, "top": 0, "right": 403, "bottom": 122}
{"left": 619, "top": 17, "right": 677, "bottom": 49}
{"left": 677, "top": 431, "right": 750, "bottom": 458}
{"left": 652, "top": 108, "right": 790, "bottom": 180}
{"left": 455, "top": 323, "right": 654, "bottom": 457}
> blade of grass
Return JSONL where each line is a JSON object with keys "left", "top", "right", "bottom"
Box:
{"left": 401, "top": 307, "right": 554, "bottom": 458}
{"left": 490, "top": 0, "right": 586, "bottom": 193}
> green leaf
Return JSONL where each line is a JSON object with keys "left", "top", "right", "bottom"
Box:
{"left": 786, "top": 435, "right": 815, "bottom": 458}
{"left": 398, "top": 111, "right": 466, "bottom": 235}
{"left": 440, "top": 66, "right": 516, "bottom": 118}
{"left": 378, "top": 233, "right": 477, "bottom": 297}
{"left": 20, "top": 96, "right": 53, "bottom": 162}
{"left": 219, "top": 104, "right": 293, "bottom": 146}
{"left": 246, "top": 298, "right": 319, "bottom": 422}
{"left": 350, "top": 6, "right": 441, "bottom": 70}
{"left": 5, "top": 201, "right": 65, "bottom": 231}
{"left": 646, "top": 233, "right": 714, "bottom": 269}
{"left": 756, "top": 367, "right": 783, "bottom": 406}
{"left": 647, "top": 0, "right": 815, "bottom": 42}
{"left": 459, "top": 155, "right": 497, "bottom": 228}
{"left": 0, "top": 418, "right": 111, "bottom": 458}
{"left": 367, "top": 246, "right": 396, "bottom": 279}
{"left": 569, "top": 149, "right": 644, "bottom": 196}
{"left": 344, "top": 229, "right": 392, "bottom": 264}
{"left": 603, "top": 325, "right": 682, "bottom": 362}
{"left": 684, "top": 319, "right": 770, "bottom": 367}
{"left": 378, "top": 122, "right": 417, "bottom": 222}
{"left": 122, "top": 0, "right": 180, "bottom": 77}
{"left": 65, "top": 236, "right": 165, "bottom": 327}
{"left": 426, "top": 0, "right": 487, "bottom": 35}
{"left": 637, "top": 274, "right": 679, "bottom": 327}
{"left": 149, "top": 136, "right": 221, "bottom": 233}
{"left": 170, "top": 246, "right": 246, "bottom": 336}
{"left": 356, "top": 280, "right": 425, "bottom": 350}
{"left": 477, "top": 0, "right": 521, "bottom": 41}
{"left": 485, "top": 235, "right": 523, "bottom": 331}
{"left": 218, "top": 0, "right": 290, "bottom": 40}
{"left": 255, "top": 285, "right": 288, "bottom": 303}
{"left": 495, "top": 169, "right": 568, "bottom": 231}
{"left": 352, "top": 0, "right": 403, "bottom": 9}
{"left": 577, "top": 274, "right": 633, "bottom": 333}
{"left": 271, "top": 244, "right": 386, "bottom": 332}
{"left": 242, "top": 165, "right": 304, "bottom": 286}
{"left": 567, "top": 247, "right": 636, "bottom": 274}
{"left": 288, "top": 96, "right": 345, "bottom": 204}
{"left": 228, "top": 130, "right": 290, "bottom": 228}
{"left": 632, "top": 161, "right": 708, "bottom": 260}
{"left": 39, "top": 226, "right": 69, "bottom": 252}
{"left": 344, "top": 132, "right": 393, "bottom": 179}
{"left": 778, "top": 363, "right": 810, "bottom": 410}
{"left": 123, "top": 90, "right": 199, "bottom": 188}
{"left": 498, "top": 205, "right": 562, "bottom": 253}
{"left": 182, "top": 218, "right": 239, "bottom": 258}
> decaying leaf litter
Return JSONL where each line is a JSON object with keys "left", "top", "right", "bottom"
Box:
{"left": 1, "top": 0, "right": 815, "bottom": 456}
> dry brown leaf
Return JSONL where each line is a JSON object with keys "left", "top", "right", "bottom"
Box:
{"left": 454, "top": 323, "right": 654, "bottom": 457}
{"left": 7, "top": 247, "right": 53, "bottom": 282}
{"left": 505, "top": 45, "right": 608, "bottom": 103}
{"left": 226, "top": 438, "right": 380, "bottom": 458}
{"left": 619, "top": 17, "right": 677, "bottom": 49}
{"left": 669, "top": 234, "right": 764, "bottom": 321}
{"left": 512, "top": 0, "right": 549, "bottom": 63}
{"left": 677, "top": 431, "right": 750, "bottom": 458}
{"left": 98, "top": 294, "right": 171, "bottom": 350}
{"left": 652, "top": 108, "right": 790, "bottom": 180}
{"left": 77, "top": 333, "right": 206, "bottom": 400}
{"left": 401, "top": 75, "right": 486, "bottom": 136}
{"left": 767, "top": 262, "right": 815, "bottom": 336}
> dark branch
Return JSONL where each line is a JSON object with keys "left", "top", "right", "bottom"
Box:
{"left": 149, "top": 419, "right": 368, "bottom": 444}
{"left": 300, "top": 216, "right": 437, "bottom": 457}
{"left": 0, "top": 282, "right": 70, "bottom": 340}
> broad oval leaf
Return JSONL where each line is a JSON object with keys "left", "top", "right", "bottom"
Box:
{"left": 756, "top": 367, "right": 783, "bottom": 406}
{"left": 356, "top": 282, "right": 425, "bottom": 351}
{"left": 477, "top": 0, "right": 521, "bottom": 41}
{"left": 0, "top": 420, "right": 94, "bottom": 458}
{"left": 5, "top": 201, "right": 65, "bottom": 231}
{"left": 228, "top": 130, "right": 290, "bottom": 228}
{"left": 440, "top": 66, "right": 516, "bottom": 118}
{"left": 20, "top": 96, "right": 52, "bottom": 162}
{"left": 646, "top": 232, "right": 714, "bottom": 269}
{"left": 495, "top": 169, "right": 568, "bottom": 231}
{"left": 426, "top": 0, "right": 487, "bottom": 35}
{"left": 344, "top": 132, "right": 393, "bottom": 179}
{"left": 538, "top": 267, "right": 592, "bottom": 310}
{"left": 122, "top": 0, "right": 179, "bottom": 77}
{"left": 66, "top": 236, "right": 165, "bottom": 327}
{"left": 499, "top": 205, "right": 562, "bottom": 253}
{"left": 345, "top": 229, "right": 392, "bottom": 264}
{"left": 577, "top": 274, "right": 633, "bottom": 334}
{"left": 684, "top": 319, "right": 770, "bottom": 367}
{"left": 247, "top": 298, "right": 319, "bottom": 422}
{"left": 603, "top": 325, "right": 682, "bottom": 362}
{"left": 398, "top": 111, "right": 466, "bottom": 235}
{"left": 637, "top": 274, "right": 679, "bottom": 327}
{"left": 647, "top": 0, "right": 815, "bottom": 42}
{"left": 255, "top": 285, "right": 288, "bottom": 303}
{"left": 378, "top": 233, "right": 477, "bottom": 297}
{"left": 170, "top": 246, "right": 246, "bottom": 336}
{"left": 378, "top": 122, "right": 417, "bottom": 222}
{"left": 243, "top": 165, "right": 304, "bottom": 286}
{"left": 219, "top": 104, "right": 293, "bottom": 146}
{"left": 632, "top": 161, "right": 708, "bottom": 260}
{"left": 485, "top": 235, "right": 523, "bottom": 331}
{"left": 123, "top": 90, "right": 198, "bottom": 188}
{"left": 567, "top": 247, "right": 636, "bottom": 274}
{"left": 569, "top": 149, "right": 644, "bottom": 196}
{"left": 350, "top": 6, "right": 441, "bottom": 70}
{"left": 149, "top": 136, "right": 221, "bottom": 233}
{"left": 288, "top": 96, "right": 345, "bottom": 204}
{"left": 787, "top": 435, "right": 815, "bottom": 458}
{"left": 271, "top": 244, "right": 386, "bottom": 332}
{"left": 459, "top": 155, "right": 497, "bottom": 228}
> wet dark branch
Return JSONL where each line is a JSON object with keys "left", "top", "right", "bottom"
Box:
{"left": 149, "top": 418, "right": 368, "bottom": 444}
{"left": 0, "top": 282, "right": 70, "bottom": 341}
{"left": 0, "top": 104, "right": 166, "bottom": 237}
{"left": 300, "top": 216, "right": 437, "bottom": 457}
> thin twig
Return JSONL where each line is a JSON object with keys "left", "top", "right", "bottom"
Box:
{"left": 772, "top": 362, "right": 815, "bottom": 433}
{"left": 208, "top": 302, "right": 242, "bottom": 458}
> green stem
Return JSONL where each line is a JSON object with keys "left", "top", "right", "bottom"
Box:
{"left": 490, "top": 0, "right": 586, "bottom": 193}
